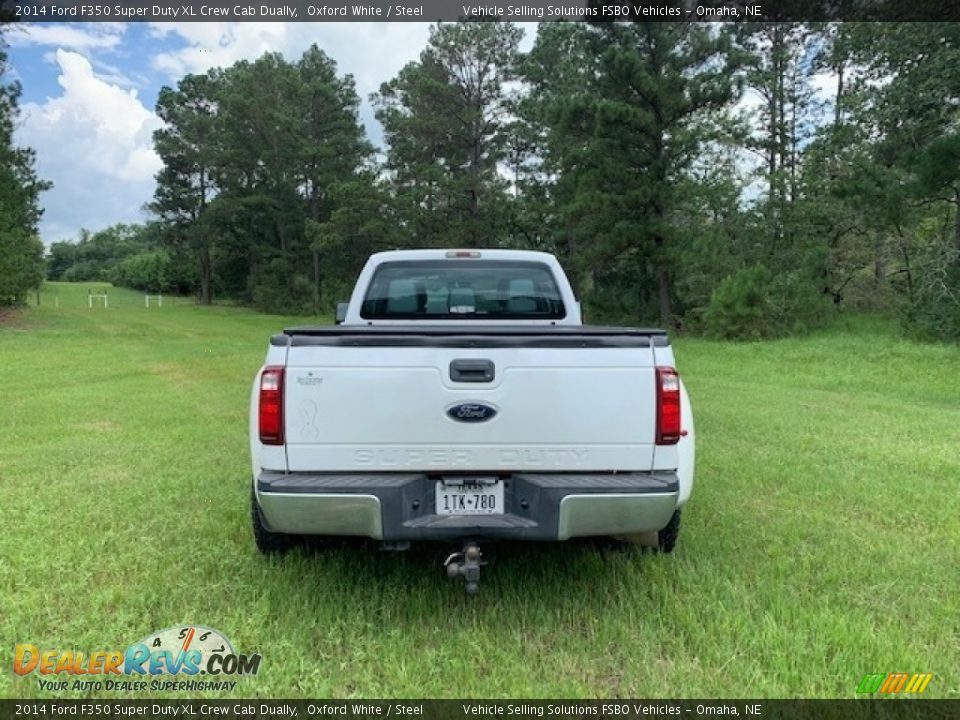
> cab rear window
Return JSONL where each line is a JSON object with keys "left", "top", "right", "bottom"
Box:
{"left": 360, "top": 260, "right": 566, "bottom": 320}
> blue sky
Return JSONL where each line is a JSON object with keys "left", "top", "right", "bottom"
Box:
{"left": 6, "top": 22, "right": 538, "bottom": 245}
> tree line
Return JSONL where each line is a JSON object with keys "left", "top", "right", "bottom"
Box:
{"left": 0, "top": 22, "right": 48, "bottom": 308}
{"left": 45, "top": 222, "right": 195, "bottom": 293}
{"left": 16, "top": 21, "right": 960, "bottom": 341}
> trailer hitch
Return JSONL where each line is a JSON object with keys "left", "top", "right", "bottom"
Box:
{"left": 444, "top": 541, "right": 484, "bottom": 595}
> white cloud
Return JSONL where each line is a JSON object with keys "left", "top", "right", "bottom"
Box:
{"left": 147, "top": 22, "right": 433, "bottom": 96}
{"left": 13, "top": 22, "right": 540, "bottom": 244}
{"left": 87, "top": 57, "right": 147, "bottom": 90}
{"left": 146, "top": 22, "right": 536, "bottom": 150}
{"left": 811, "top": 71, "right": 840, "bottom": 101}
{"left": 6, "top": 23, "right": 127, "bottom": 52}
{"left": 149, "top": 22, "right": 535, "bottom": 93}
{"left": 146, "top": 23, "right": 437, "bottom": 152}
{"left": 149, "top": 21, "right": 292, "bottom": 76}
{"left": 16, "top": 50, "right": 162, "bottom": 243}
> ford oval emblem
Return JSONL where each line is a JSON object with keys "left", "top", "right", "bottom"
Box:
{"left": 447, "top": 402, "right": 498, "bottom": 423}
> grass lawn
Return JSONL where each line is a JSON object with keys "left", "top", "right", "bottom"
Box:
{"left": 1, "top": 283, "right": 958, "bottom": 699}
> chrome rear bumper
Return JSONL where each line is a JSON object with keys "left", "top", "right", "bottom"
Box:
{"left": 256, "top": 471, "right": 678, "bottom": 541}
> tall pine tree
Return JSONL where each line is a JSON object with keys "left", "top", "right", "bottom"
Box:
{"left": 373, "top": 21, "right": 523, "bottom": 248}
{"left": 531, "top": 21, "right": 738, "bottom": 326}
{"left": 0, "top": 28, "right": 50, "bottom": 307}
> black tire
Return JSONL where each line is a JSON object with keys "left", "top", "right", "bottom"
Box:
{"left": 251, "top": 487, "right": 297, "bottom": 554}
{"left": 655, "top": 509, "right": 681, "bottom": 554}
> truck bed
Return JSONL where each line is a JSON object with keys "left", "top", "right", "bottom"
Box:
{"left": 273, "top": 324, "right": 675, "bottom": 475}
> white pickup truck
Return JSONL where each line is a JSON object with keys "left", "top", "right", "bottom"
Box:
{"left": 249, "top": 249, "right": 694, "bottom": 592}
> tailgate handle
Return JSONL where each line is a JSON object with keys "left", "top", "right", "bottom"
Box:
{"left": 450, "top": 359, "right": 495, "bottom": 383}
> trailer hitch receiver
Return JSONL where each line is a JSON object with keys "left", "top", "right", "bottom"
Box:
{"left": 444, "top": 541, "right": 484, "bottom": 595}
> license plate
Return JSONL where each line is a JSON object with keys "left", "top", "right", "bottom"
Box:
{"left": 435, "top": 480, "right": 504, "bottom": 515}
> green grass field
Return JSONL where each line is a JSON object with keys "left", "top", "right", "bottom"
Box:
{"left": 2, "top": 282, "right": 958, "bottom": 699}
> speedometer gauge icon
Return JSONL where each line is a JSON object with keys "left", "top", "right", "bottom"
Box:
{"left": 131, "top": 625, "right": 235, "bottom": 674}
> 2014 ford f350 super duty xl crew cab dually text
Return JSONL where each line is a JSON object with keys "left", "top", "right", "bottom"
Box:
{"left": 249, "top": 249, "right": 695, "bottom": 593}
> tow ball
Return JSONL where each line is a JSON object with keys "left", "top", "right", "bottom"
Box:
{"left": 444, "top": 541, "right": 484, "bottom": 595}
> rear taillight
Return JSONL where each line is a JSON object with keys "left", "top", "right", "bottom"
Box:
{"left": 656, "top": 366, "right": 681, "bottom": 445}
{"left": 259, "top": 366, "right": 284, "bottom": 445}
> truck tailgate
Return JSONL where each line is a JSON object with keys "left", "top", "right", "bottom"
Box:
{"left": 280, "top": 327, "right": 663, "bottom": 473}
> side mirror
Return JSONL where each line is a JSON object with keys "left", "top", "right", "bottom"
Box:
{"left": 335, "top": 302, "right": 349, "bottom": 325}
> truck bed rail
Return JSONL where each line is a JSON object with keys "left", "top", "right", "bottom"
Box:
{"left": 274, "top": 325, "right": 670, "bottom": 348}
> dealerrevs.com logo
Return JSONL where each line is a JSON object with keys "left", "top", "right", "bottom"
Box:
{"left": 14, "top": 625, "right": 261, "bottom": 693}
